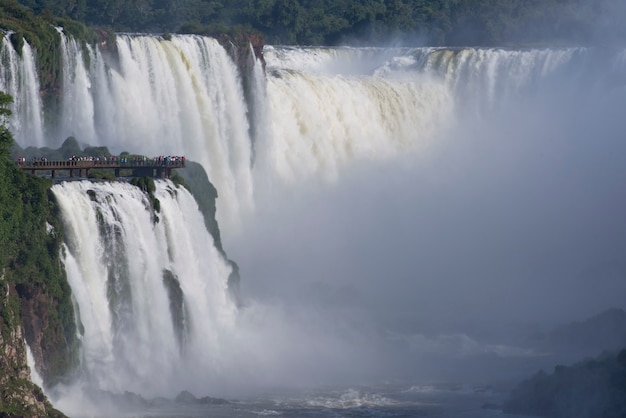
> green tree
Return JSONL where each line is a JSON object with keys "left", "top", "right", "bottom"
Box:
{"left": 0, "top": 91, "right": 78, "bottom": 390}
{"left": 0, "top": 92, "right": 14, "bottom": 158}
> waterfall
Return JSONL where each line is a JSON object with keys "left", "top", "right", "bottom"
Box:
{"left": 57, "top": 29, "right": 98, "bottom": 143}
{"left": 4, "top": 34, "right": 624, "bottom": 229}
{"left": 419, "top": 47, "right": 581, "bottom": 108}
{"left": 3, "top": 34, "right": 626, "bottom": 408}
{"left": 52, "top": 180, "right": 236, "bottom": 397}
{"left": 49, "top": 33, "right": 255, "bottom": 232}
{"left": 261, "top": 47, "right": 454, "bottom": 184}
{"left": 0, "top": 34, "right": 45, "bottom": 146}
{"left": 26, "top": 342, "right": 45, "bottom": 390}
{"left": 257, "top": 46, "right": 619, "bottom": 187}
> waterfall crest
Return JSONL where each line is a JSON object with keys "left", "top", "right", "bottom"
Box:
{"left": 3, "top": 36, "right": 626, "bottom": 406}
{"left": 4, "top": 36, "right": 624, "bottom": 229}
{"left": 257, "top": 45, "right": 626, "bottom": 187}
{"left": 51, "top": 33, "right": 255, "bottom": 232}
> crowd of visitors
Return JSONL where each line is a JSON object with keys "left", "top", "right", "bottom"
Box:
{"left": 16, "top": 155, "right": 186, "bottom": 167}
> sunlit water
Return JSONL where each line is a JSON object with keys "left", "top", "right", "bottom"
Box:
{"left": 2, "top": 35, "right": 626, "bottom": 417}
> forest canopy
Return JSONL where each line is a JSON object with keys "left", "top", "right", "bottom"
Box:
{"left": 7, "top": 0, "right": 626, "bottom": 46}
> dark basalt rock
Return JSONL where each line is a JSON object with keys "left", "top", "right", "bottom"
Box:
{"left": 214, "top": 32, "right": 266, "bottom": 72}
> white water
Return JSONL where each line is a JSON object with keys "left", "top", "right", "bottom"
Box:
{"left": 1, "top": 34, "right": 601, "bottom": 233}
{"left": 26, "top": 342, "right": 45, "bottom": 389}
{"left": 3, "top": 34, "right": 626, "bottom": 414}
{"left": 261, "top": 58, "right": 451, "bottom": 184}
{"left": 52, "top": 181, "right": 236, "bottom": 401}
{"left": 0, "top": 33, "right": 45, "bottom": 146}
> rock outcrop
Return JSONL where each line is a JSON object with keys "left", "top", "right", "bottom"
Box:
{"left": 0, "top": 153, "right": 77, "bottom": 416}
{"left": 214, "top": 32, "right": 266, "bottom": 72}
{"left": 0, "top": 274, "right": 65, "bottom": 417}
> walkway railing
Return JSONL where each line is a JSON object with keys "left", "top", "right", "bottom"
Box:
{"left": 16, "top": 156, "right": 186, "bottom": 179}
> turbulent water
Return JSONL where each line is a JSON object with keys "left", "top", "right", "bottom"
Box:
{"left": 3, "top": 30, "right": 626, "bottom": 417}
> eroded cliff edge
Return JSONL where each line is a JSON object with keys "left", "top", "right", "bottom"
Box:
{"left": 0, "top": 158, "right": 74, "bottom": 416}
{"left": 1, "top": 271, "right": 66, "bottom": 417}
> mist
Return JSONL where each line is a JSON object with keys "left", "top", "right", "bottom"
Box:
{"left": 224, "top": 45, "right": 626, "bottom": 388}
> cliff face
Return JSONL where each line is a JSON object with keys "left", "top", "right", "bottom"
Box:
{"left": 0, "top": 273, "right": 65, "bottom": 417}
{"left": 0, "top": 152, "right": 76, "bottom": 416}
{"left": 214, "top": 32, "right": 266, "bottom": 73}
{"left": 17, "top": 279, "right": 76, "bottom": 386}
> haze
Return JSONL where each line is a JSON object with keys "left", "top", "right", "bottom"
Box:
{"left": 225, "top": 45, "right": 626, "bottom": 389}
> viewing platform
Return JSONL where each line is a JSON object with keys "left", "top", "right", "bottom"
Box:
{"left": 16, "top": 156, "right": 185, "bottom": 179}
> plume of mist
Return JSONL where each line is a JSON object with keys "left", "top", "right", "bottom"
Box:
{"left": 225, "top": 43, "right": 626, "bottom": 388}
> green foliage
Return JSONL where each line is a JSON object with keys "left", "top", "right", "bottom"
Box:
{"left": 13, "top": 136, "right": 113, "bottom": 162}
{"left": 1, "top": 1, "right": 61, "bottom": 94}
{"left": 0, "top": 93, "right": 13, "bottom": 158}
{"left": 0, "top": 0, "right": 108, "bottom": 102}
{"left": 87, "top": 169, "right": 115, "bottom": 180}
{"left": 0, "top": 376, "right": 66, "bottom": 417}
{"left": 10, "top": 0, "right": 622, "bottom": 45}
{"left": 169, "top": 170, "right": 189, "bottom": 191}
{"left": 131, "top": 176, "right": 160, "bottom": 223}
{"left": 4, "top": 0, "right": 623, "bottom": 45}
{"left": 59, "top": 136, "right": 81, "bottom": 158}
{"left": 0, "top": 92, "right": 13, "bottom": 119}
{"left": 0, "top": 126, "right": 13, "bottom": 161}
{"left": 82, "top": 145, "right": 112, "bottom": 157}
{"left": 131, "top": 175, "right": 156, "bottom": 194}
{"left": 0, "top": 92, "right": 77, "bottom": 395}
{"left": 0, "top": 292, "right": 21, "bottom": 338}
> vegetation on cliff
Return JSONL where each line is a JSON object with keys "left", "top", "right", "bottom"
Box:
{"left": 131, "top": 176, "right": 161, "bottom": 223}
{"left": 0, "top": 0, "right": 113, "bottom": 100}
{"left": 13, "top": 137, "right": 225, "bottom": 256}
{"left": 12, "top": 136, "right": 241, "bottom": 305}
{"left": 0, "top": 93, "right": 71, "bottom": 416}
{"left": 11, "top": 0, "right": 626, "bottom": 46}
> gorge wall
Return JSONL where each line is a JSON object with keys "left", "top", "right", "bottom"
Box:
{"left": 1, "top": 24, "right": 626, "bottom": 415}
{"left": 0, "top": 158, "right": 75, "bottom": 416}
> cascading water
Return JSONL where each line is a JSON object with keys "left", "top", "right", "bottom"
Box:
{"left": 261, "top": 48, "right": 453, "bottom": 184}
{"left": 3, "top": 31, "right": 626, "bottom": 415}
{"left": 4, "top": 33, "right": 609, "bottom": 231}
{"left": 52, "top": 180, "right": 236, "bottom": 399}
{"left": 256, "top": 45, "right": 613, "bottom": 187}
{"left": 58, "top": 33, "right": 255, "bottom": 233}
{"left": 420, "top": 47, "right": 581, "bottom": 109}
{"left": 0, "top": 33, "right": 45, "bottom": 146}
{"left": 4, "top": 31, "right": 623, "bottom": 230}
{"left": 4, "top": 36, "right": 623, "bottom": 185}
{"left": 57, "top": 29, "right": 98, "bottom": 143}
